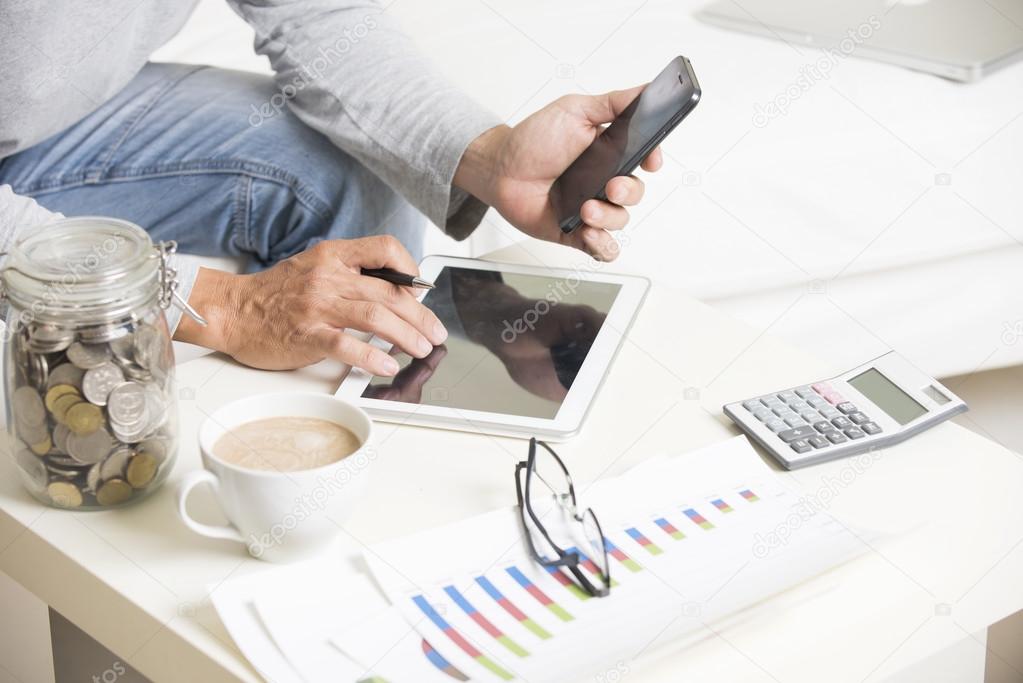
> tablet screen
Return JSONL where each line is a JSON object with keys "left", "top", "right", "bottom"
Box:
{"left": 362, "top": 266, "right": 622, "bottom": 418}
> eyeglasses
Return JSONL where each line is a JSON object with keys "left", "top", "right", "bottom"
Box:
{"left": 515, "top": 438, "right": 611, "bottom": 598}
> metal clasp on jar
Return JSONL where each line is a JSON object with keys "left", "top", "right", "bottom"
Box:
{"left": 155, "top": 240, "right": 207, "bottom": 327}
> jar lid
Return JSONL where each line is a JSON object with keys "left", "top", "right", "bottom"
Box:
{"left": 2, "top": 217, "right": 161, "bottom": 323}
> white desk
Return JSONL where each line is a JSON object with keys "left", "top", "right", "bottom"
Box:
{"left": 2, "top": 242, "right": 1022, "bottom": 682}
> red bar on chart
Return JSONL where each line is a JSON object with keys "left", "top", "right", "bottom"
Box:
{"left": 684, "top": 508, "right": 715, "bottom": 530}
{"left": 654, "top": 517, "right": 685, "bottom": 540}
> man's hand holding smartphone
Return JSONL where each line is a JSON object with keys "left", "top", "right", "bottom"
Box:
{"left": 453, "top": 56, "right": 699, "bottom": 262}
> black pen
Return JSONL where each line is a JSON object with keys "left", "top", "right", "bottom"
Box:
{"left": 360, "top": 267, "right": 435, "bottom": 289}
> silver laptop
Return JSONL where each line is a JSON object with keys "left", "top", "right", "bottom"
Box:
{"left": 696, "top": 0, "right": 1023, "bottom": 82}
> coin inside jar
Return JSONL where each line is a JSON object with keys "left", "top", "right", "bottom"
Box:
{"left": 82, "top": 362, "right": 125, "bottom": 406}
{"left": 99, "top": 446, "right": 133, "bottom": 481}
{"left": 45, "top": 384, "right": 80, "bottom": 412}
{"left": 47, "top": 363, "right": 85, "bottom": 391}
{"left": 13, "top": 386, "right": 46, "bottom": 425}
{"left": 47, "top": 481, "right": 83, "bottom": 508}
{"left": 66, "top": 428, "right": 114, "bottom": 465}
{"left": 29, "top": 435, "right": 52, "bottom": 456}
{"left": 50, "top": 393, "right": 84, "bottom": 423}
{"left": 125, "top": 453, "right": 158, "bottom": 488}
{"left": 96, "top": 479, "right": 133, "bottom": 506}
{"left": 64, "top": 402, "right": 104, "bottom": 434}
{"left": 15, "top": 449, "right": 49, "bottom": 493}
{"left": 67, "top": 341, "right": 112, "bottom": 369}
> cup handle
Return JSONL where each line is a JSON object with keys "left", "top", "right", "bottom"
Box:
{"left": 176, "top": 470, "right": 245, "bottom": 544}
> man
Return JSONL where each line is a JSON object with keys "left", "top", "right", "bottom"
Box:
{"left": 0, "top": 1, "right": 662, "bottom": 375}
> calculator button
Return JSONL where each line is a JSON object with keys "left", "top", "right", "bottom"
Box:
{"left": 811, "top": 382, "right": 833, "bottom": 394}
{"left": 826, "top": 431, "right": 848, "bottom": 444}
{"left": 795, "top": 386, "right": 816, "bottom": 399}
{"left": 789, "top": 400, "right": 811, "bottom": 413}
{"left": 743, "top": 400, "right": 762, "bottom": 411}
{"left": 772, "top": 406, "right": 790, "bottom": 417}
{"left": 778, "top": 426, "right": 816, "bottom": 442}
{"left": 823, "top": 392, "right": 845, "bottom": 405}
{"left": 820, "top": 407, "right": 840, "bottom": 419}
{"left": 806, "top": 396, "right": 827, "bottom": 409}
{"left": 844, "top": 427, "right": 866, "bottom": 440}
{"left": 807, "top": 436, "right": 829, "bottom": 449}
{"left": 837, "top": 402, "right": 858, "bottom": 414}
{"left": 753, "top": 408, "right": 773, "bottom": 422}
{"left": 790, "top": 439, "right": 813, "bottom": 454}
{"left": 766, "top": 419, "right": 786, "bottom": 433}
{"left": 861, "top": 422, "right": 882, "bottom": 435}
{"left": 762, "top": 397, "right": 784, "bottom": 409}
{"left": 848, "top": 412, "right": 869, "bottom": 425}
{"left": 813, "top": 420, "right": 836, "bottom": 433}
{"left": 800, "top": 411, "right": 819, "bottom": 423}
{"left": 831, "top": 416, "right": 853, "bottom": 430}
{"left": 777, "top": 390, "right": 798, "bottom": 403}
{"left": 784, "top": 416, "right": 807, "bottom": 428}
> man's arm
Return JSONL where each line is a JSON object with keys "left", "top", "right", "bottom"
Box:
{"left": 226, "top": 0, "right": 501, "bottom": 239}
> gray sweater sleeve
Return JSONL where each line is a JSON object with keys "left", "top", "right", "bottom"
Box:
{"left": 226, "top": 0, "right": 502, "bottom": 239}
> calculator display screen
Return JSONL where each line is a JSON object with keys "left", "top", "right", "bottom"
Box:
{"left": 848, "top": 368, "right": 927, "bottom": 426}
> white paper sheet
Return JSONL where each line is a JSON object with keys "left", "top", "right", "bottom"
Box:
{"left": 365, "top": 437, "right": 868, "bottom": 683}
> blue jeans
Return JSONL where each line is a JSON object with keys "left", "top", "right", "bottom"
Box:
{"left": 0, "top": 63, "right": 425, "bottom": 270}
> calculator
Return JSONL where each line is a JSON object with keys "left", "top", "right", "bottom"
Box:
{"left": 723, "top": 351, "right": 968, "bottom": 469}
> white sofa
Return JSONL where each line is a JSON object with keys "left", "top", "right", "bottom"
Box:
{"left": 154, "top": 0, "right": 1023, "bottom": 379}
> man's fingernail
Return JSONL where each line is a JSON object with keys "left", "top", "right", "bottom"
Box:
{"left": 381, "top": 356, "right": 399, "bottom": 375}
{"left": 417, "top": 337, "right": 432, "bottom": 356}
{"left": 433, "top": 321, "right": 448, "bottom": 343}
{"left": 589, "top": 205, "right": 603, "bottom": 221}
{"left": 611, "top": 187, "right": 625, "bottom": 202}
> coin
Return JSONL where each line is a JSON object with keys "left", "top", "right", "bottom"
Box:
{"left": 13, "top": 386, "right": 46, "bottom": 425}
{"left": 111, "top": 418, "right": 148, "bottom": 444}
{"left": 96, "top": 479, "right": 132, "bottom": 506}
{"left": 100, "top": 446, "right": 133, "bottom": 481}
{"left": 107, "top": 382, "right": 147, "bottom": 426}
{"left": 47, "top": 363, "right": 85, "bottom": 391}
{"left": 136, "top": 438, "right": 169, "bottom": 465}
{"left": 66, "top": 428, "right": 113, "bottom": 464}
{"left": 50, "top": 393, "right": 83, "bottom": 423}
{"left": 109, "top": 334, "right": 136, "bottom": 364}
{"left": 67, "top": 342, "right": 111, "bottom": 369}
{"left": 82, "top": 362, "right": 125, "bottom": 405}
{"left": 15, "top": 449, "right": 48, "bottom": 493}
{"left": 45, "top": 454, "right": 86, "bottom": 468}
{"left": 27, "top": 352, "right": 49, "bottom": 388}
{"left": 134, "top": 324, "right": 163, "bottom": 370}
{"left": 28, "top": 324, "right": 73, "bottom": 353}
{"left": 86, "top": 463, "right": 102, "bottom": 493}
{"left": 126, "top": 453, "right": 158, "bottom": 488}
{"left": 64, "top": 402, "right": 104, "bottom": 434}
{"left": 53, "top": 423, "right": 71, "bottom": 453}
{"left": 45, "top": 384, "right": 80, "bottom": 412}
{"left": 29, "top": 435, "right": 52, "bottom": 456}
{"left": 47, "top": 481, "right": 83, "bottom": 508}
{"left": 15, "top": 417, "right": 49, "bottom": 446}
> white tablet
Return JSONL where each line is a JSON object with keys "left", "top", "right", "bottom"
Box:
{"left": 335, "top": 256, "right": 649, "bottom": 440}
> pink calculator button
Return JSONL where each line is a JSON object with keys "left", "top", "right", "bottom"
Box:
{"left": 811, "top": 382, "right": 833, "bottom": 394}
{"left": 823, "top": 392, "right": 845, "bottom": 405}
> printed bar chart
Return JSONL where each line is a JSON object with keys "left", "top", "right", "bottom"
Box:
{"left": 544, "top": 565, "right": 592, "bottom": 600}
{"left": 412, "top": 595, "right": 515, "bottom": 680}
{"left": 475, "top": 576, "right": 552, "bottom": 640}
{"left": 654, "top": 517, "right": 686, "bottom": 540}
{"left": 711, "top": 498, "right": 734, "bottom": 513}
{"left": 444, "top": 586, "right": 529, "bottom": 657}
{"left": 626, "top": 527, "right": 664, "bottom": 555}
{"left": 603, "top": 537, "right": 643, "bottom": 572}
{"left": 505, "top": 566, "right": 574, "bottom": 622}
{"left": 684, "top": 508, "right": 715, "bottom": 530}
{"left": 422, "top": 639, "right": 469, "bottom": 681}
{"left": 740, "top": 489, "right": 760, "bottom": 502}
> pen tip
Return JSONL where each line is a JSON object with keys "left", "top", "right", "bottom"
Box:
{"left": 413, "top": 278, "right": 435, "bottom": 289}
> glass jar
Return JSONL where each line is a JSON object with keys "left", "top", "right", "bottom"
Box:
{"left": 2, "top": 217, "right": 192, "bottom": 509}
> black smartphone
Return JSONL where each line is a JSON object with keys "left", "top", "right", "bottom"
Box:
{"left": 550, "top": 56, "right": 701, "bottom": 233}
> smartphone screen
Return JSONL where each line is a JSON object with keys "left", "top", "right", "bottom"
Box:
{"left": 551, "top": 56, "right": 700, "bottom": 232}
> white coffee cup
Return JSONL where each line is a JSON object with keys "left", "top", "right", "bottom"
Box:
{"left": 177, "top": 392, "right": 374, "bottom": 562}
